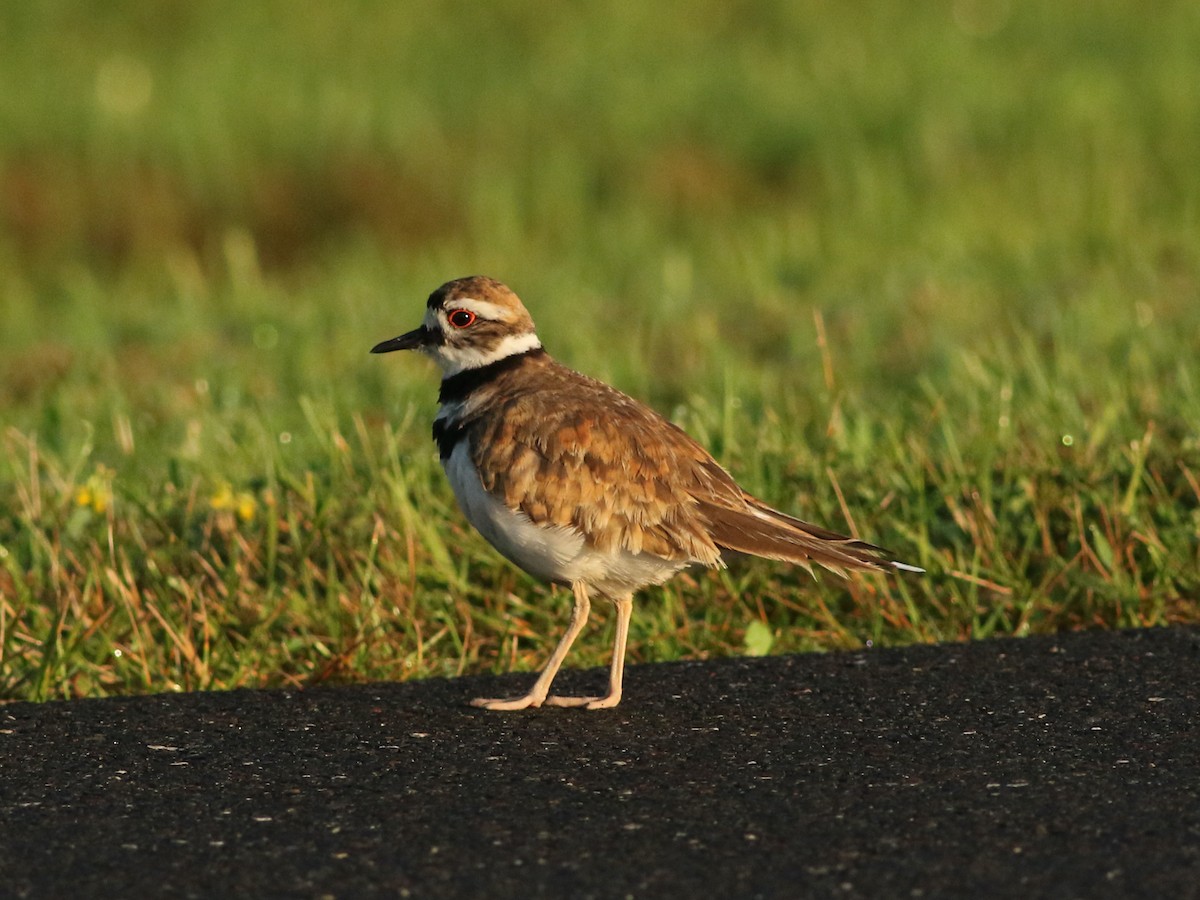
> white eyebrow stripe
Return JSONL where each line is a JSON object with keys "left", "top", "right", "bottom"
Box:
{"left": 444, "top": 298, "right": 510, "bottom": 320}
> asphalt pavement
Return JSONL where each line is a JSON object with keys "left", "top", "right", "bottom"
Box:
{"left": 2, "top": 626, "right": 1198, "bottom": 899}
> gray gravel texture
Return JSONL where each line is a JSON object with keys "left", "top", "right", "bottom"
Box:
{"left": 2, "top": 626, "right": 1198, "bottom": 899}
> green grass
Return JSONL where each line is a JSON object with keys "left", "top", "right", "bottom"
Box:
{"left": 1, "top": 1, "right": 1198, "bottom": 701}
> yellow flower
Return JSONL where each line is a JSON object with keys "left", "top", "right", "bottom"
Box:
{"left": 75, "top": 468, "right": 113, "bottom": 513}
{"left": 210, "top": 483, "right": 234, "bottom": 511}
{"left": 236, "top": 492, "right": 256, "bottom": 522}
{"left": 210, "top": 482, "right": 256, "bottom": 523}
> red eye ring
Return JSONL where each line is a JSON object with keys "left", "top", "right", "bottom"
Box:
{"left": 447, "top": 309, "right": 476, "bottom": 329}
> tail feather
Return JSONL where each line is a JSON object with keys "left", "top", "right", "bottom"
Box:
{"left": 697, "top": 497, "right": 923, "bottom": 576}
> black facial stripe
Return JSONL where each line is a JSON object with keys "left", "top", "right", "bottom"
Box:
{"left": 437, "top": 347, "right": 547, "bottom": 405}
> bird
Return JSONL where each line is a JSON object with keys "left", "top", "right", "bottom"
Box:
{"left": 372, "top": 276, "right": 922, "bottom": 710}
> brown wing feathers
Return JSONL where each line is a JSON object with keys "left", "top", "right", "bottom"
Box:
{"left": 467, "top": 359, "right": 721, "bottom": 564}
{"left": 464, "top": 351, "right": 905, "bottom": 575}
{"left": 694, "top": 496, "right": 895, "bottom": 576}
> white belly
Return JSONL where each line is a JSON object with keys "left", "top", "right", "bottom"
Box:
{"left": 442, "top": 441, "right": 687, "bottom": 597}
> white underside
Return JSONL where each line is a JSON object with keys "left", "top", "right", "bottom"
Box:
{"left": 443, "top": 441, "right": 687, "bottom": 597}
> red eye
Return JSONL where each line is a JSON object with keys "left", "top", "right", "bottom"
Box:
{"left": 447, "top": 309, "right": 476, "bottom": 329}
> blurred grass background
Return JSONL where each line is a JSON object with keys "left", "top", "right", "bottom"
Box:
{"left": 1, "top": 1, "right": 1198, "bottom": 700}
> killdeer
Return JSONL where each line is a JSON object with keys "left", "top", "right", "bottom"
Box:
{"left": 373, "top": 276, "right": 922, "bottom": 710}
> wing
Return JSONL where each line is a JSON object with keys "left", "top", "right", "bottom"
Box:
{"left": 692, "top": 496, "right": 900, "bottom": 575}
{"left": 466, "top": 356, "right": 905, "bottom": 575}
{"left": 467, "top": 362, "right": 730, "bottom": 565}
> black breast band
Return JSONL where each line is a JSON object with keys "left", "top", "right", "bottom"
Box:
{"left": 437, "top": 347, "right": 546, "bottom": 405}
{"left": 432, "top": 418, "right": 469, "bottom": 460}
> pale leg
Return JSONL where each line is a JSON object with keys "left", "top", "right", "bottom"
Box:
{"left": 543, "top": 592, "right": 633, "bottom": 710}
{"left": 471, "top": 580, "right": 592, "bottom": 710}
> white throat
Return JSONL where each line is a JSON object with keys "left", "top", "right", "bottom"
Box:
{"left": 431, "top": 331, "right": 542, "bottom": 376}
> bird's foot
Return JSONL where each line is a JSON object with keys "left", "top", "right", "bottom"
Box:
{"left": 470, "top": 694, "right": 546, "bottom": 711}
{"left": 470, "top": 692, "right": 620, "bottom": 710}
{"left": 542, "top": 693, "right": 621, "bottom": 710}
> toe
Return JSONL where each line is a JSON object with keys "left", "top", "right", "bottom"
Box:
{"left": 542, "top": 695, "right": 598, "bottom": 708}
{"left": 544, "top": 695, "right": 621, "bottom": 709}
{"left": 470, "top": 695, "right": 543, "bottom": 711}
{"left": 584, "top": 695, "right": 621, "bottom": 710}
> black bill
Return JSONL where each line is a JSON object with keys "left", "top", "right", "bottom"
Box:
{"left": 371, "top": 327, "right": 429, "bottom": 354}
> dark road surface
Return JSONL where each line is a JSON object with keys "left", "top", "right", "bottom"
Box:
{"left": 2, "top": 627, "right": 1198, "bottom": 899}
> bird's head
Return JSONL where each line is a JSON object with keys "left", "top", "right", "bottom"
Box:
{"left": 371, "top": 276, "right": 541, "bottom": 376}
